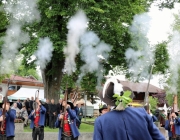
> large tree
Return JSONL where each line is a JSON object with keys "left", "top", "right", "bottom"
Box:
{"left": 1, "top": 0, "right": 170, "bottom": 102}
{"left": 20, "top": 0, "right": 152, "bottom": 101}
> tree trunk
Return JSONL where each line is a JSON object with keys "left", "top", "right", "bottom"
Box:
{"left": 41, "top": 59, "right": 64, "bottom": 103}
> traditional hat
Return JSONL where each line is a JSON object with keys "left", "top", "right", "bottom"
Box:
{"left": 67, "top": 101, "right": 74, "bottom": 109}
{"left": 99, "top": 75, "right": 133, "bottom": 106}
{"left": 99, "top": 104, "right": 108, "bottom": 113}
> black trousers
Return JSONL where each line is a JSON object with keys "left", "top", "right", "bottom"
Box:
{"left": 45, "top": 113, "right": 49, "bottom": 127}
{"left": 0, "top": 135, "right": 14, "bottom": 140}
{"left": 32, "top": 127, "right": 44, "bottom": 140}
{"left": 169, "top": 137, "right": 180, "bottom": 140}
{"left": 49, "top": 115, "right": 56, "bottom": 128}
{"left": 61, "top": 136, "right": 78, "bottom": 140}
{"left": 176, "top": 136, "right": 180, "bottom": 140}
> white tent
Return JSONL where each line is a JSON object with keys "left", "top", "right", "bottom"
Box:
{"left": 8, "top": 87, "right": 44, "bottom": 100}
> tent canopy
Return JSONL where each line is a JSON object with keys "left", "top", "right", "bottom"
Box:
{"left": 8, "top": 87, "right": 44, "bottom": 100}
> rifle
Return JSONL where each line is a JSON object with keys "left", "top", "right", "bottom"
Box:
{"left": 60, "top": 87, "right": 68, "bottom": 128}
{"left": 144, "top": 65, "right": 154, "bottom": 113}
{"left": 34, "top": 90, "right": 39, "bottom": 117}
{"left": 169, "top": 95, "right": 176, "bottom": 138}
{"left": 0, "top": 79, "right": 10, "bottom": 132}
{"left": 72, "top": 87, "right": 78, "bottom": 104}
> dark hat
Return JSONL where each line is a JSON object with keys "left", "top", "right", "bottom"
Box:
{"left": 99, "top": 78, "right": 133, "bottom": 106}
{"left": 144, "top": 105, "right": 148, "bottom": 111}
{"left": 99, "top": 104, "right": 108, "bottom": 113}
{"left": 2, "top": 97, "right": 10, "bottom": 104}
{"left": 67, "top": 101, "right": 74, "bottom": 109}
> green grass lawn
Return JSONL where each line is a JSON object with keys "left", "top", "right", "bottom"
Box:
{"left": 24, "top": 123, "right": 94, "bottom": 133}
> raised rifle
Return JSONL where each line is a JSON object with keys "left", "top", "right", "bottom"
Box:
{"left": 72, "top": 87, "right": 78, "bottom": 104}
{"left": 169, "top": 95, "right": 176, "bottom": 138}
{"left": 60, "top": 87, "right": 68, "bottom": 128}
{"left": 34, "top": 90, "right": 39, "bottom": 117}
{"left": 144, "top": 65, "right": 154, "bottom": 113}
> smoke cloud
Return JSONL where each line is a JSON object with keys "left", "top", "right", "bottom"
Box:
{"left": 64, "top": 10, "right": 88, "bottom": 75}
{"left": 125, "top": 13, "right": 154, "bottom": 81}
{"left": 78, "top": 31, "right": 112, "bottom": 87}
{"left": 167, "top": 31, "right": 180, "bottom": 94}
{"left": 34, "top": 37, "right": 54, "bottom": 70}
{"left": 0, "top": 0, "right": 40, "bottom": 74}
{"left": 64, "top": 10, "right": 112, "bottom": 88}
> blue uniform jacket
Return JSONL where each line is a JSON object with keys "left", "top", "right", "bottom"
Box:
{"left": 165, "top": 118, "right": 180, "bottom": 137}
{"left": 0, "top": 109, "right": 16, "bottom": 137}
{"left": 93, "top": 107, "right": 165, "bottom": 140}
{"left": 55, "top": 108, "right": 80, "bottom": 139}
{"left": 28, "top": 105, "right": 46, "bottom": 129}
{"left": 152, "top": 115, "right": 158, "bottom": 122}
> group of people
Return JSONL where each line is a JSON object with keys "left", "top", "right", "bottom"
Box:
{"left": 0, "top": 96, "right": 83, "bottom": 140}
{"left": 1, "top": 76, "right": 180, "bottom": 140}
{"left": 43, "top": 98, "right": 83, "bottom": 129}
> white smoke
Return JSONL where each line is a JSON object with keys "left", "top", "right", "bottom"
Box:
{"left": 125, "top": 13, "right": 154, "bottom": 81}
{"left": 167, "top": 31, "right": 180, "bottom": 94}
{"left": 34, "top": 37, "right": 54, "bottom": 70}
{"left": 64, "top": 10, "right": 112, "bottom": 88}
{"left": 0, "top": 0, "right": 40, "bottom": 74}
{"left": 64, "top": 10, "right": 88, "bottom": 75}
{"left": 78, "top": 31, "right": 112, "bottom": 87}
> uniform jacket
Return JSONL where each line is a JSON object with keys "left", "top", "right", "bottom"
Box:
{"left": 0, "top": 109, "right": 16, "bottom": 137}
{"left": 55, "top": 108, "right": 80, "bottom": 139}
{"left": 56, "top": 103, "right": 62, "bottom": 115}
{"left": 28, "top": 105, "right": 46, "bottom": 129}
{"left": 152, "top": 115, "right": 158, "bottom": 122}
{"left": 49, "top": 103, "right": 57, "bottom": 116}
{"left": 165, "top": 118, "right": 180, "bottom": 137}
{"left": 77, "top": 107, "right": 83, "bottom": 120}
{"left": 93, "top": 107, "right": 165, "bottom": 140}
{"left": 17, "top": 102, "right": 22, "bottom": 110}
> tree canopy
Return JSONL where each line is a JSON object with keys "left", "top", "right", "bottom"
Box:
{"left": 0, "top": 0, "right": 176, "bottom": 101}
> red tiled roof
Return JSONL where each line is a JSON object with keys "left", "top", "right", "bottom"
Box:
{"left": 9, "top": 75, "right": 39, "bottom": 82}
{"left": 120, "top": 80, "right": 165, "bottom": 94}
{"left": 2, "top": 75, "right": 43, "bottom": 87}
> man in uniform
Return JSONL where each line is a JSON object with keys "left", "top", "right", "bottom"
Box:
{"left": 28, "top": 98, "right": 46, "bottom": 140}
{"left": 93, "top": 76, "right": 165, "bottom": 140}
{"left": 0, "top": 97, "right": 16, "bottom": 140}
{"left": 165, "top": 112, "right": 180, "bottom": 140}
{"left": 55, "top": 101, "right": 80, "bottom": 140}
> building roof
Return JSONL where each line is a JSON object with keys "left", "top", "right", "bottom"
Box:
{"left": 120, "top": 80, "right": 165, "bottom": 94}
{"left": 1, "top": 75, "right": 43, "bottom": 87}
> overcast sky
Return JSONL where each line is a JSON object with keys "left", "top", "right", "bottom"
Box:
{"left": 143, "top": 3, "right": 180, "bottom": 89}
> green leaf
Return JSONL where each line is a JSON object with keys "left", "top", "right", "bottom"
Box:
{"left": 113, "top": 94, "right": 120, "bottom": 98}
{"left": 123, "top": 91, "right": 131, "bottom": 97}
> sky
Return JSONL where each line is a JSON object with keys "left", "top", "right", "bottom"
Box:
{"left": 144, "top": 3, "right": 180, "bottom": 89}
{"left": 147, "top": 3, "right": 180, "bottom": 45}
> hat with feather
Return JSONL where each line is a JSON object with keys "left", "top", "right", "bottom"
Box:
{"left": 99, "top": 71, "right": 133, "bottom": 110}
